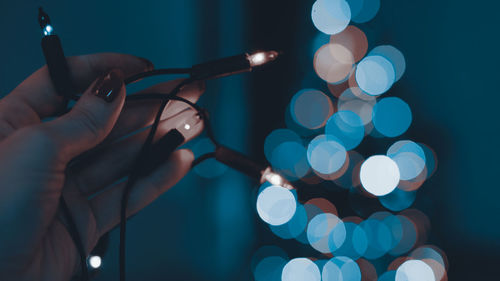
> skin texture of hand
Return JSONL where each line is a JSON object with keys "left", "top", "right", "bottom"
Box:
{"left": 0, "top": 53, "right": 205, "bottom": 281}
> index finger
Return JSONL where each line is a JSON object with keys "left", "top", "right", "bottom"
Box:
{"left": 5, "top": 52, "right": 153, "bottom": 119}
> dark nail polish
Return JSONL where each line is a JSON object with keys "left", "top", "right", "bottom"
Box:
{"left": 92, "top": 69, "right": 124, "bottom": 102}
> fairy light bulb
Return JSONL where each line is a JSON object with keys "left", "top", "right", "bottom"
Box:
{"left": 261, "top": 167, "right": 295, "bottom": 190}
{"left": 248, "top": 51, "right": 279, "bottom": 67}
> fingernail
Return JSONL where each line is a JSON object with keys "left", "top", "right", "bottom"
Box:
{"left": 92, "top": 69, "right": 124, "bottom": 102}
{"left": 138, "top": 57, "right": 154, "bottom": 71}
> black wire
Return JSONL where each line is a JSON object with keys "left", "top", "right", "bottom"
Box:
{"left": 191, "top": 152, "right": 216, "bottom": 168}
{"left": 59, "top": 197, "right": 88, "bottom": 281}
{"left": 124, "top": 68, "right": 191, "bottom": 85}
{"left": 119, "top": 78, "right": 194, "bottom": 281}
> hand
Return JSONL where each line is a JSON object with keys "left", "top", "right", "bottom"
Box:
{"left": 0, "top": 53, "right": 205, "bottom": 281}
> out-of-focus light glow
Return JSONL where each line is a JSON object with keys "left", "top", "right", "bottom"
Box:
{"left": 270, "top": 204, "right": 308, "bottom": 239}
{"left": 380, "top": 188, "right": 416, "bottom": 211}
{"left": 359, "top": 219, "right": 392, "bottom": 259}
{"left": 314, "top": 44, "right": 354, "bottom": 83}
{"left": 44, "top": 24, "right": 53, "bottom": 36}
{"left": 333, "top": 222, "right": 367, "bottom": 259}
{"left": 379, "top": 271, "right": 397, "bottom": 281}
{"left": 322, "top": 256, "right": 362, "bottom": 281}
{"left": 270, "top": 141, "right": 310, "bottom": 180}
{"left": 257, "top": 185, "right": 297, "bottom": 225}
{"left": 290, "top": 89, "right": 334, "bottom": 129}
{"left": 372, "top": 97, "right": 412, "bottom": 137}
{"left": 312, "top": 0, "right": 351, "bottom": 35}
{"left": 88, "top": 255, "right": 101, "bottom": 269}
{"left": 253, "top": 256, "right": 287, "bottom": 281}
{"left": 396, "top": 260, "right": 436, "bottom": 281}
{"left": 338, "top": 88, "right": 376, "bottom": 126}
{"left": 307, "top": 135, "right": 347, "bottom": 175}
{"left": 330, "top": 25, "right": 368, "bottom": 62}
{"left": 356, "top": 55, "right": 395, "bottom": 96}
{"left": 348, "top": 0, "right": 380, "bottom": 23}
{"left": 388, "top": 216, "right": 417, "bottom": 256}
{"left": 370, "top": 45, "right": 406, "bottom": 81}
{"left": 325, "top": 110, "right": 365, "bottom": 150}
{"left": 264, "top": 129, "right": 302, "bottom": 162}
{"left": 282, "top": 258, "right": 321, "bottom": 281}
{"left": 333, "top": 151, "right": 364, "bottom": 189}
{"left": 360, "top": 155, "right": 400, "bottom": 196}
{"left": 307, "top": 213, "right": 346, "bottom": 253}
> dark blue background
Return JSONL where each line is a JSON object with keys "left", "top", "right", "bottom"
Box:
{"left": 0, "top": 0, "right": 498, "bottom": 280}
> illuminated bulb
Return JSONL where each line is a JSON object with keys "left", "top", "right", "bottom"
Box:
{"left": 248, "top": 51, "right": 279, "bottom": 67}
{"left": 44, "top": 24, "right": 53, "bottom": 36}
{"left": 175, "top": 110, "right": 202, "bottom": 138}
{"left": 260, "top": 167, "right": 294, "bottom": 190}
{"left": 88, "top": 255, "right": 102, "bottom": 269}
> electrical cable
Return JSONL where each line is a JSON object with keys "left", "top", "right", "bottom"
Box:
{"left": 191, "top": 152, "right": 216, "bottom": 168}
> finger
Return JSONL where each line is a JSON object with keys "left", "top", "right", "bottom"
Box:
{"left": 2, "top": 53, "right": 152, "bottom": 120}
{"left": 72, "top": 107, "right": 203, "bottom": 196}
{"left": 89, "top": 149, "right": 194, "bottom": 235}
{"left": 41, "top": 69, "right": 126, "bottom": 162}
{"left": 104, "top": 79, "right": 205, "bottom": 143}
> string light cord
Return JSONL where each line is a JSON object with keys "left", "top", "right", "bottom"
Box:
{"left": 46, "top": 50, "right": 280, "bottom": 281}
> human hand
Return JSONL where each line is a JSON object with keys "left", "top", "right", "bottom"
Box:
{"left": 0, "top": 53, "right": 205, "bottom": 281}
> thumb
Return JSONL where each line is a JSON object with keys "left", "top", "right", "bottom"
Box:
{"left": 43, "top": 69, "right": 126, "bottom": 161}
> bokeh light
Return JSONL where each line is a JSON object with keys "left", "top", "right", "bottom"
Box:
{"left": 314, "top": 43, "right": 355, "bottom": 83}
{"left": 322, "top": 256, "right": 362, "bottom": 281}
{"left": 264, "top": 129, "right": 302, "bottom": 161}
{"left": 337, "top": 88, "right": 377, "bottom": 126}
{"left": 256, "top": 185, "right": 297, "bottom": 226}
{"left": 359, "top": 218, "right": 392, "bottom": 259}
{"left": 312, "top": 0, "right": 351, "bottom": 35}
{"left": 334, "top": 150, "right": 364, "bottom": 189}
{"left": 396, "top": 260, "right": 435, "bottom": 281}
{"left": 270, "top": 203, "right": 308, "bottom": 239}
{"left": 378, "top": 271, "right": 397, "bottom": 281}
{"left": 360, "top": 155, "right": 400, "bottom": 196}
{"left": 307, "top": 134, "right": 347, "bottom": 175}
{"left": 369, "top": 45, "right": 406, "bottom": 81}
{"left": 373, "top": 97, "right": 412, "bottom": 137}
{"left": 325, "top": 110, "right": 365, "bottom": 150}
{"left": 379, "top": 188, "right": 416, "bottom": 211}
{"left": 333, "top": 221, "right": 368, "bottom": 259}
{"left": 389, "top": 215, "right": 417, "bottom": 256}
{"left": 254, "top": 256, "right": 288, "bottom": 281}
{"left": 330, "top": 25, "right": 368, "bottom": 62}
{"left": 347, "top": 0, "right": 380, "bottom": 23}
{"left": 307, "top": 213, "right": 346, "bottom": 253}
{"left": 290, "top": 89, "right": 334, "bottom": 129}
{"left": 270, "top": 141, "right": 310, "bottom": 180}
{"left": 282, "top": 258, "right": 321, "bottom": 281}
{"left": 356, "top": 55, "right": 395, "bottom": 96}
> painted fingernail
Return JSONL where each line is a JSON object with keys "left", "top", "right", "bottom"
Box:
{"left": 92, "top": 69, "right": 124, "bottom": 102}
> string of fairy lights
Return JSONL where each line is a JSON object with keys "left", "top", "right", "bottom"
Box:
{"left": 250, "top": 1, "right": 448, "bottom": 281}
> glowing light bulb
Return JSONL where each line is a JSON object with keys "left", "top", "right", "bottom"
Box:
{"left": 88, "top": 255, "right": 102, "bottom": 269}
{"left": 174, "top": 109, "right": 202, "bottom": 139}
{"left": 44, "top": 24, "right": 53, "bottom": 36}
{"left": 248, "top": 51, "right": 279, "bottom": 67}
{"left": 260, "top": 167, "right": 294, "bottom": 190}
